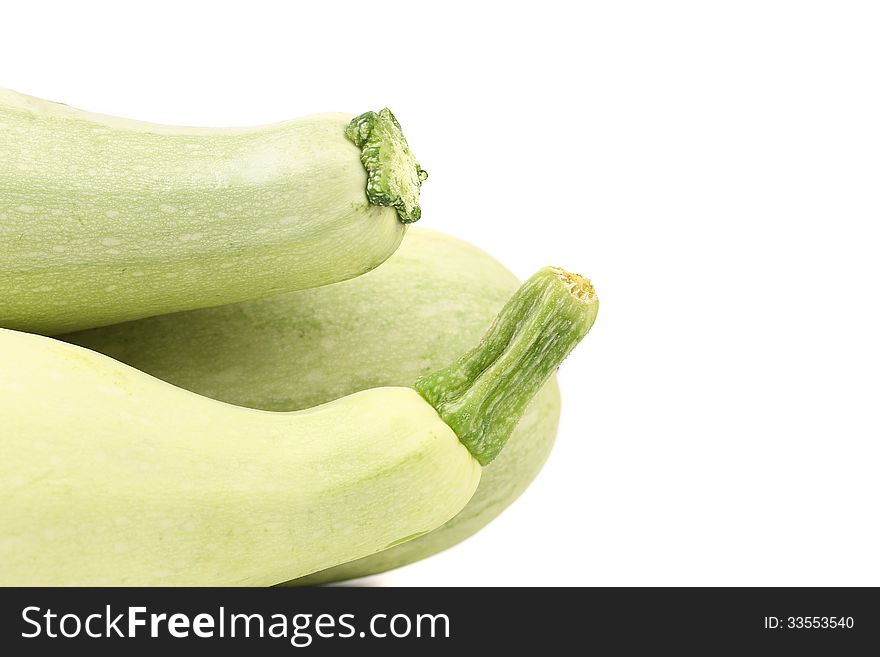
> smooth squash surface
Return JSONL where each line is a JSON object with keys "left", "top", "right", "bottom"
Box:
{"left": 0, "top": 329, "right": 479, "bottom": 586}
{"left": 65, "top": 228, "right": 562, "bottom": 583}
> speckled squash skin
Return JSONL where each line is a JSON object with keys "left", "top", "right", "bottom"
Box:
{"left": 64, "top": 228, "right": 561, "bottom": 583}
{"left": 0, "top": 89, "right": 424, "bottom": 334}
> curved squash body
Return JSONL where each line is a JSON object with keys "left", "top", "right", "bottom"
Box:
{"left": 66, "top": 228, "right": 561, "bottom": 583}
{"left": 0, "top": 329, "right": 479, "bottom": 586}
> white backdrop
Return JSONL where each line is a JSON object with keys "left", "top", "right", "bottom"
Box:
{"left": 2, "top": 1, "right": 878, "bottom": 586}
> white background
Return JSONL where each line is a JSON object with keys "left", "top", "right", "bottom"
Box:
{"left": 3, "top": 1, "right": 878, "bottom": 586}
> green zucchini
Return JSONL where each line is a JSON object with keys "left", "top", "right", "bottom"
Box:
{"left": 0, "top": 267, "right": 598, "bottom": 585}
{"left": 0, "top": 88, "right": 426, "bottom": 334}
{"left": 64, "top": 228, "right": 564, "bottom": 583}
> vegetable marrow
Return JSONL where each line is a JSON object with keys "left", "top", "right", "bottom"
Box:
{"left": 0, "top": 267, "right": 597, "bottom": 586}
{"left": 0, "top": 88, "right": 426, "bottom": 334}
{"left": 64, "top": 228, "right": 563, "bottom": 583}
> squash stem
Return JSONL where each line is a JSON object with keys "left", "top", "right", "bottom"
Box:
{"left": 415, "top": 266, "right": 599, "bottom": 466}
{"left": 346, "top": 109, "right": 428, "bottom": 224}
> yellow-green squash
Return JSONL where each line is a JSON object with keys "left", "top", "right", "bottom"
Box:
{"left": 66, "top": 229, "right": 567, "bottom": 583}
{"left": 2, "top": 267, "right": 598, "bottom": 585}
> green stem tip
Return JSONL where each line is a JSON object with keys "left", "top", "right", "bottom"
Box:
{"left": 346, "top": 109, "right": 428, "bottom": 224}
{"left": 416, "top": 266, "right": 599, "bottom": 466}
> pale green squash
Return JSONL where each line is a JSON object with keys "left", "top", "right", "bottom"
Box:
{"left": 3, "top": 264, "right": 597, "bottom": 586}
{"left": 0, "top": 88, "right": 426, "bottom": 334}
{"left": 65, "top": 228, "right": 564, "bottom": 583}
